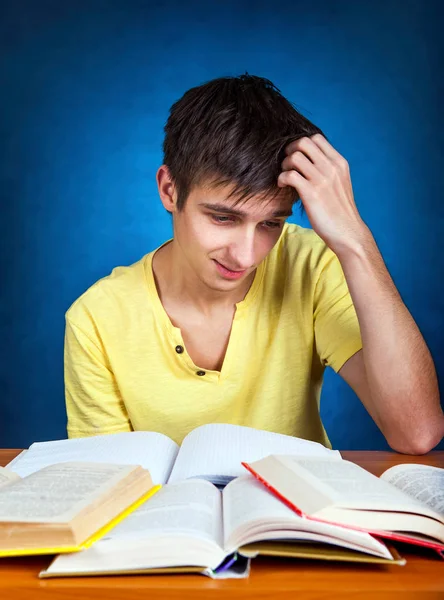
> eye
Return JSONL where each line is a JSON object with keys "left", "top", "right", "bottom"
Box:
{"left": 211, "top": 215, "right": 235, "bottom": 224}
{"left": 262, "top": 221, "right": 282, "bottom": 229}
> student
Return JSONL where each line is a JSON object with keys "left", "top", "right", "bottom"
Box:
{"left": 64, "top": 74, "right": 444, "bottom": 454}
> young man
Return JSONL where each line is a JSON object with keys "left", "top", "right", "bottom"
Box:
{"left": 65, "top": 74, "right": 444, "bottom": 453}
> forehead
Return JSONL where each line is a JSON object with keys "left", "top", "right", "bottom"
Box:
{"left": 189, "top": 183, "right": 295, "bottom": 218}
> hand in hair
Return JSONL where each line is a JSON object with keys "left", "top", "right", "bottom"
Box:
{"left": 278, "top": 134, "right": 370, "bottom": 256}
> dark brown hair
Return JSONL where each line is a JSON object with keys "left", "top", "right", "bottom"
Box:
{"left": 163, "top": 74, "right": 325, "bottom": 210}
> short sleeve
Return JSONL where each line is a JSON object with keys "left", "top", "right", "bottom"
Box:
{"left": 313, "top": 251, "right": 362, "bottom": 372}
{"left": 64, "top": 316, "right": 132, "bottom": 438}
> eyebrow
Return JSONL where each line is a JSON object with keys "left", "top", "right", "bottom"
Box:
{"left": 199, "top": 203, "right": 293, "bottom": 219}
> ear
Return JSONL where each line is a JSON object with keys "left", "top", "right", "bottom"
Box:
{"left": 156, "top": 165, "right": 177, "bottom": 213}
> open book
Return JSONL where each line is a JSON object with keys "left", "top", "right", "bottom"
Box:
{"left": 40, "top": 472, "right": 404, "bottom": 578}
{"left": 6, "top": 424, "right": 402, "bottom": 574}
{"left": 7, "top": 423, "right": 341, "bottom": 486}
{"left": 0, "top": 462, "right": 157, "bottom": 557}
{"left": 243, "top": 455, "right": 444, "bottom": 556}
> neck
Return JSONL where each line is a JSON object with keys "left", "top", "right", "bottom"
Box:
{"left": 152, "top": 240, "right": 255, "bottom": 314}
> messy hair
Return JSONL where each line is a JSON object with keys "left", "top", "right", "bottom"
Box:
{"left": 162, "top": 74, "right": 325, "bottom": 210}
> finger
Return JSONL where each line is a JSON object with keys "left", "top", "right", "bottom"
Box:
{"left": 277, "top": 169, "right": 310, "bottom": 192}
{"left": 310, "top": 133, "right": 345, "bottom": 163}
{"left": 281, "top": 151, "right": 318, "bottom": 180}
{"left": 284, "top": 136, "right": 333, "bottom": 175}
{"left": 285, "top": 137, "right": 306, "bottom": 156}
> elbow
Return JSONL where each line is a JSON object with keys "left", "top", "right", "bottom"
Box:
{"left": 387, "top": 419, "right": 444, "bottom": 455}
{"left": 389, "top": 437, "right": 436, "bottom": 456}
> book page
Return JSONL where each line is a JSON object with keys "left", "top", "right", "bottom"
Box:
{"left": 277, "top": 457, "right": 428, "bottom": 510}
{"left": 0, "top": 462, "right": 137, "bottom": 522}
{"left": 7, "top": 431, "right": 179, "bottom": 484}
{"left": 169, "top": 423, "right": 341, "bottom": 485}
{"left": 97, "top": 479, "right": 223, "bottom": 547}
{"left": 222, "top": 474, "right": 391, "bottom": 557}
{"left": 0, "top": 467, "right": 21, "bottom": 489}
{"left": 40, "top": 480, "right": 226, "bottom": 576}
{"left": 253, "top": 455, "right": 440, "bottom": 519}
{"left": 380, "top": 464, "right": 444, "bottom": 520}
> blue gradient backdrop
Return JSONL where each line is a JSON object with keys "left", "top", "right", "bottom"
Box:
{"left": 1, "top": 1, "right": 443, "bottom": 449}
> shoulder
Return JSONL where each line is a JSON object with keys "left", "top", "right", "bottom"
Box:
{"left": 66, "top": 253, "right": 151, "bottom": 327}
{"left": 269, "top": 222, "right": 336, "bottom": 277}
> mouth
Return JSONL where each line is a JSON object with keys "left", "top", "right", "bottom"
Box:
{"left": 213, "top": 260, "right": 248, "bottom": 280}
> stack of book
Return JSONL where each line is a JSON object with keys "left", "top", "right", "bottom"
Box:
{"left": 0, "top": 423, "right": 442, "bottom": 578}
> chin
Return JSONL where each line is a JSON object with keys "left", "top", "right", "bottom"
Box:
{"left": 203, "top": 274, "right": 244, "bottom": 292}
{"left": 206, "top": 279, "right": 239, "bottom": 292}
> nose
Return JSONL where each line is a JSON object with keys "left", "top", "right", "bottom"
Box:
{"left": 228, "top": 228, "right": 257, "bottom": 270}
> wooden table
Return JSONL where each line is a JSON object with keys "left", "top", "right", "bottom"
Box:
{"left": 1, "top": 449, "right": 443, "bottom": 599}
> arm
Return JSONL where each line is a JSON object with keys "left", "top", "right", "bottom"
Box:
{"left": 336, "top": 234, "right": 444, "bottom": 454}
{"left": 65, "top": 317, "right": 132, "bottom": 438}
{"left": 279, "top": 134, "right": 444, "bottom": 454}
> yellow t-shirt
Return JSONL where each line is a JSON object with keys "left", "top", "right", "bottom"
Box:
{"left": 65, "top": 223, "right": 362, "bottom": 446}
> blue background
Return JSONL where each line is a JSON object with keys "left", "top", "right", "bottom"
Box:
{"left": 1, "top": 0, "right": 443, "bottom": 449}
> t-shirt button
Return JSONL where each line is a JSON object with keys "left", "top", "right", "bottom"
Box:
{"left": 175, "top": 345, "right": 184, "bottom": 354}
{"left": 196, "top": 370, "right": 206, "bottom": 376}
